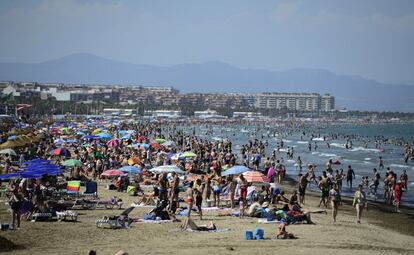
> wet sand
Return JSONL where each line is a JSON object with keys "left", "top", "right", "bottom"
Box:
{"left": 1, "top": 180, "right": 414, "bottom": 255}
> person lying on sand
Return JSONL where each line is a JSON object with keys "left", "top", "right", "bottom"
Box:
{"left": 181, "top": 218, "right": 217, "bottom": 231}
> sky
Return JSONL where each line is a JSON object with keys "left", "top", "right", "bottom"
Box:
{"left": 0, "top": 0, "right": 413, "bottom": 85}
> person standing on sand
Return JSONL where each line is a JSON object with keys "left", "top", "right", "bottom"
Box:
{"left": 318, "top": 175, "right": 329, "bottom": 208}
{"left": 393, "top": 181, "right": 403, "bottom": 213}
{"left": 183, "top": 182, "right": 194, "bottom": 229}
{"left": 299, "top": 173, "right": 309, "bottom": 205}
{"left": 346, "top": 165, "right": 355, "bottom": 190}
{"left": 353, "top": 184, "right": 367, "bottom": 224}
{"left": 329, "top": 184, "right": 341, "bottom": 223}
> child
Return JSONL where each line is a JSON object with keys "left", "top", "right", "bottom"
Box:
{"left": 277, "top": 222, "right": 296, "bottom": 239}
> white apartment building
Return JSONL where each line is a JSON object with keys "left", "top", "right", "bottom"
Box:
{"left": 255, "top": 93, "right": 321, "bottom": 111}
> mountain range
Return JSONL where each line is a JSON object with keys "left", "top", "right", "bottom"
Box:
{"left": 0, "top": 53, "right": 413, "bottom": 112}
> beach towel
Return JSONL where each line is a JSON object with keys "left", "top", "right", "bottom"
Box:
{"left": 186, "top": 228, "right": 231, "bottom": 233}
{"left": 130, "top": 203, "right": 155, "bottom": 208}
{"left": 67, "top": 181, "right": 81, "bottom": 194}
{"left": 257, "top": 218, "right": 282, "bottom": 224}
{"left": 133, "top": 219, "right": 172, "bottom": 224}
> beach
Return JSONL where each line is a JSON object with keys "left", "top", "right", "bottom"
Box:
{"left": 1, "top": 180, "right": 414, "bottom": 255}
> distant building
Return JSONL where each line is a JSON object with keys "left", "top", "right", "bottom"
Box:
{"left": 320, "top": 94, "right": 335, "bottom": 112}
{"left": 233, "top": 111, "right": 262, "bottom": 118}
{"left": 103, "top": 108, "right": 134, "bottom": 116}
{"left": 194, "top": 109, "right": 227, "bottom": 119}
{"left": 145, "top": 110, "right": 182, "bottom": 118}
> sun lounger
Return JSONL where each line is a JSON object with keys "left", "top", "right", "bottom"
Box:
{"left": 67, "top": 181, "right": 81, "bottom": 197}
{"left": 96, "top": 207, "right": 134, "bottom": 229}
{"left": 56, "top": 211, "right": 78, "bottom": 221}
{"left": 71, "top": 199, "right": 98, "bottom": 210}
{"left": 31, "top": 212, "right": 53, "bottom": 222}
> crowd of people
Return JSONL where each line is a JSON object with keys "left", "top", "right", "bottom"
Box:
{"left": 0, "top": 117, "right": 412, "bottom": 243}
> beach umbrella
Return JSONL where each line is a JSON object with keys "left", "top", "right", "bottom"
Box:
{"left": 0, "top": 173, "right": 21, "bottom": 179}
{"left": 7, "top": 135, "right": 17, "bottom": 140}
{"left": 63, "top": 159, "right": 82, "bottom": 167}
{"left": 106, "top": 139, "right": 119, "bottom": 148}
{"left": 181, "top": 151, "right": 197, "bottom": 158}
{"left": 162, "top": 141, "right": 176, "bottom": 147}
{"left": 121, "top": 134, "right": 131, "bottom": 140}
{"left": 155, "top": 138, "right": 166, "bottom": 144}
{"left": 150, "top": 165, "right": 185, "bottom": 174}
{"left": 0, "top": 148, "right": 17, "bottom": 156}
{"left": 221, "top": 165, "right": 250, "bottom": 176}
{"left": 21, "top": 159, "right": 50, "bottom": 165}
{"left": 76, "top": 131, "right": 85, "bottom": 136}
{"left": 119, "top": 165, "right": 141, "bottom": 174}
{"left": 138, "top": 143, "right": 150, "bottom": 149}
{"left": 66, "top": 139, "right": 78, "bottom": 143}
{"left": 82, "top": 135, "right": 99, "bottom": 140}
{"left": 92, "top": 129, "right": 102, "bottom": 135}
{"left": 0, "top": 140, "right": 23, "bottom": 149}
{"left": 150, "top": 142, "right": 160, "bottom": 149}
{"left": 101, "top": 169, "right": 124, "bottom": 177}
{"left": 128, "top": 157, "right": 140, "bottom": 165}
{"left": 97, "top": 132, "right": 112, "bottom": 139}
{"left": 242, "top": 171, "right": 269, "bottom": 183}
{"left": 54, "top": 138, "right": 66, "bottom": 144}
{"left": 50, "top": 148, "right": 71, "bottom": 157}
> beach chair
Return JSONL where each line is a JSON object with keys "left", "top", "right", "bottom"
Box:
{"left": 56, "top": 210, "right": 78, "bottom": 221}
{"left": 67, "top": 181, "right": 81, "bottom": 197}
{"left": 82, "top": 181, "right": 98, "bottom": 198}
{"left": 96, "top": 207, "right": 134, "bottom": 229}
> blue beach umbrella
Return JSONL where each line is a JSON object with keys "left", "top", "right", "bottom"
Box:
{"left": 119, "top": 165, "right": 142, "bottom": 174}
{"left": 221, "top": 165, "right": 250, "bottom": 176}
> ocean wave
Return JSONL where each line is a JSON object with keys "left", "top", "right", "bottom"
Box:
{"left": 330, "top": 143, "right": 345, "bottom": 148}
{"left": 390, "top": 164, "right": 410, "bottom": 168}
{"left": 319, "top": 153, "right": 338, "bottom": 157}
{"left": 364, "top": 158, "right": 371, "bottom": 161}
{"left": 312, "top": 137, "right": 324, "bottom": 141}
{"left": 350, "top": 147, "right": 380, "bottom": 152}
{"left": 297, "top": 141, "right": 308, "bottom": 144}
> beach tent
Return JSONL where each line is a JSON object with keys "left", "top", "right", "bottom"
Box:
{"left": 222, "top": 165, "right": 250, "bottom": 176}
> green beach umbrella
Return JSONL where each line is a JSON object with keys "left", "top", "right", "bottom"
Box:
{"left": 181, "top": 151, "right": 197, "bottom": 158}
{"left": 155, "top": 138, "right": 166, "bottom": 144}
{"left": 63, "top": 159, "right": 82, "bottom": 167}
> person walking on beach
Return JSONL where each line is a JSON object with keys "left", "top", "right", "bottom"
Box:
{"left": 329, "top": 183, "right": 341, "bottom": 223}
{"left": 378, "top": 156, "right": 384, "bottom": 170}
{"left": 368, "top": 168, "right": 381, "bottom": 200}
{"left": 296, "top": 156, "right": 302, "bottom": 172}
{"left": 299, "top": 173, "right": 309, "bottom": 205}
{"left": 353, "top": 184, "right": 367, "bottom": 224}
{"left": 346, "top": 165, "right": 355, "bottom": 190}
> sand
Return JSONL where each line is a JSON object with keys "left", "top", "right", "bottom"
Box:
{"left": 1, "top": 181, "right": 414, "bottom": 255}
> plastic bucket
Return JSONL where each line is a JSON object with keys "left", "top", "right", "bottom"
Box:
{"left": 245, "top": 230, "right": 253, "bottom": 240}
{"left": 255, "top": 228, "right": 264, "bottom": 239}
